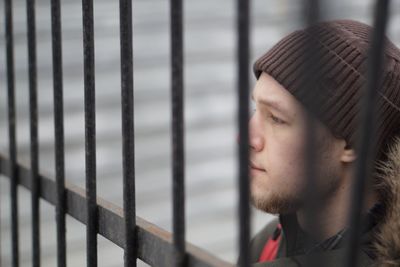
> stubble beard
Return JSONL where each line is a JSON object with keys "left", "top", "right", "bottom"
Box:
{"left": 250, "top": 187, "right": 304, "bottom": 215}
{"left": 249, "top": 166, "right": 340, "bottom": 215}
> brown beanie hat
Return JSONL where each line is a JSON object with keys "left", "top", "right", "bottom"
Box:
{"left": 253, "top": 19, "right": 400, "bottom": 165}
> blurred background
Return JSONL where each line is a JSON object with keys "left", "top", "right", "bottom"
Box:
{"left": 1, "top": 0, "right": 399, "bottom": 266}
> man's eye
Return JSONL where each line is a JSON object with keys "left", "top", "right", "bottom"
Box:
{"left": 269, "top": 114, "right": 285, "bottom": 124}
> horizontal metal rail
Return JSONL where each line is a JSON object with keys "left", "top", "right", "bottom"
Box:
{"left": 0, "top": 154, "right": 233, "bottom": 267}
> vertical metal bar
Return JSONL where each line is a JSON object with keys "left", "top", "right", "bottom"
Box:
{"left": 5, "top": 0, "right": 19, "bottom": 266}
{"left": 50, "top": 0, "right": 67, "bottom": 265}
{"left": 237, "top": 0, "right": 250, "bottom": 266}
{"left": 345, "top": 0, "right": 390, "bottom": 266}
{"left": 119, "top": 0, "right": 136, "bottom": 265}
{"left": 302, "top": 0, "right": 320, "bottom": 210}
{"left": 301, "top": 1, "right": 321, "bottom": 266}
{"left": 82, "top": 0, "right": 97, "bottom": 266}
{"left": 170, "top": 0, "right": 186, "bottom": 266}
{"left": 26, "top": 0, "right": 40, "bottom": 266}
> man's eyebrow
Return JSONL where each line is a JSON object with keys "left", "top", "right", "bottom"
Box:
{"left": 252, "top": 93, "right": 292, "bottom": 118}
{"left": 260, "top": 99, "right": 291, "bottom": 116}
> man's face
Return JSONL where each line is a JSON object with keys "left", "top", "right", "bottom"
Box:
{"left": 249, "top": 72, "right": 344, "bottom": 214}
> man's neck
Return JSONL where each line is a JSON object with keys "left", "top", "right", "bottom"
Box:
{"left": 296, "top": 183, "right": 378, "bottom": 242}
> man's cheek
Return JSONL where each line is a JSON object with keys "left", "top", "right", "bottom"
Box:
{"left": 283, "top": 160, "right": 308, "bottom": 186}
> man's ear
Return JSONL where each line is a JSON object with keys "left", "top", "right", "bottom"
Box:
{"left": 340, "top": 143, "right": 357, "bottom": 163}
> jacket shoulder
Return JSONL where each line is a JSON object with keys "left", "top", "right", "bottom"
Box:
{"left": 251, "top": 248, "right": 374, "bottom": 267}
{"left": 250, "top": 217, "right": 280, "bottom": 262}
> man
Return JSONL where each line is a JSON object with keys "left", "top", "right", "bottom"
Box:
{"left": 248, "top": 20, "right": 400, "bottom": 266}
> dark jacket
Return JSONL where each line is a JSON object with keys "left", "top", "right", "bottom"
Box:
{"left": 249, "top": 137, "right": 400, "bottom": 267}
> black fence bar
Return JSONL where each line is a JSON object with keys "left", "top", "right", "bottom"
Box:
{"left": 0, "top": 155, "right": 233, "bottom": 267}
{"left": 82, "top": 0, "right": 98, "bottom": 266}
{"left": 301, "top": 1, "right": 322, "bottom": 266}
{"left": 345, "top": 0, "right": 390, "bottom": 266}
{"left": 170, "top": 0, "right": 186, "bottom": 265}
{"left": 26, "top": 0, "right": 40, "bottom": 266}
{"left": 50, "top": 0, "right": 67, "bottom": 265}
{"left": 119, "top": 0, "right": 136, "bottom": 265}
{"left": 237, "top": 0, "right": 250, "bottom": 266}
{"left": 5, "top": 0, "right": 19, "bottom": 266}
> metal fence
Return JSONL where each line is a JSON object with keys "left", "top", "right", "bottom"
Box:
{"left": 0, "top": 0, "right": 394, "bottom": 266}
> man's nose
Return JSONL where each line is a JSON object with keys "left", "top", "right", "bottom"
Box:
{"left": 248, "top": 114, "right": 264, "bottom": 152}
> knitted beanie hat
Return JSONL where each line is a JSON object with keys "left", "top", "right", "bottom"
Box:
{"left": 253, "top": 19, "right": 400, "bottom": 165}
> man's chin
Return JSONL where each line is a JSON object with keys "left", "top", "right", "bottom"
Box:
{"left": 250, "top": 193, "right": 301, "bottom": 215}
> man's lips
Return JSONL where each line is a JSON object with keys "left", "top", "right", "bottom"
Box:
{"left": 249, "top": 161, "right": 265, "bottom": 172}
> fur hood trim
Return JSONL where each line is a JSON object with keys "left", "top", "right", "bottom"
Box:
{"left": 373, "top": 136, "right": 400, "bottom": 266}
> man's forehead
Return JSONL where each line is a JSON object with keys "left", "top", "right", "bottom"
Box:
{"left": 252, "top": 73, "right": 302, "bottom": 118}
